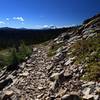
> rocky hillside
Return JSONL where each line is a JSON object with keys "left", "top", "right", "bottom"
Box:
{"left": 0, "top": 14, "right": 100, "bottom": 100}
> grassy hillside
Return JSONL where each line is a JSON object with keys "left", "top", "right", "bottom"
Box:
{"left": 0, "top": 42, "right": 32, "bottom": 70}
{"left": 69, "top": 33, "right": 100, "bottom": 81}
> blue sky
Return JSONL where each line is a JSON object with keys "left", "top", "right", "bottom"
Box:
{"left": 0, "top": 0, "right": 100, "bottom": 28}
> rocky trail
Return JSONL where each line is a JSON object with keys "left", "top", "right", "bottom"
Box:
{"left": 0, "top": 44, "right": 100, "bottom": 100}
{"left": 0, "top": 46, "right": 53, "bottom": 100}
{"left": 14, "top": 46, "right": 51, "bottom": 99}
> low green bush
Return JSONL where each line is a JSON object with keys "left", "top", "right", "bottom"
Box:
{"left": 0, "top": 42, "right": 32, "bottom": 70}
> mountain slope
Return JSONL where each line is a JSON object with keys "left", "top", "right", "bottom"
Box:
{"left": 0, "top": 14, "right": 100, "bottom": 100}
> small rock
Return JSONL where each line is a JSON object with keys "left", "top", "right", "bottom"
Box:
{"left": 64, "top": 71, "right": 72, "bottom": 79}
{"left": 33, "top": 48, "right": 37, "bottom": 52}
{"left": 19, "top": 71, "right": 29, "bottom": 77}
{"left": 95, "top": 87, "right": 100, "bottom": 94}
{"left": 56, "top": 88, "right": 66, "bottom": 97}
{"left": 82, "top": 87, "right": 92, "bottom": 95}
{"left": 12, "top": 87, "right": 20, "bottom": 94}
{"left": 61, "top": 94, "right": 70, "bottom": 100}
{"left": 65, "top": 59, "right": 73, "bottom": 66}
{"left": 56, "top": 47, "right": 63, "bottom": 53}
{"left": 38, "top": 50, "right": 41, "bottom": 53}
{"left": 94, "top": 95, "right": 99, "bottom": 100}
{"left": 20, "top": 62, "right": 26, "bottom": 69}
{"left": 50, "top": 80, "right": 58, "bottom": 91}
{"left": 26, "top": 64, "right": 33, "bottom": 67}
{"left": 82, "top": 82, "right": 95, "bottom": 87}
{"left": 85, "top": 57, "right": 89, "bottom": 61}
{"left": 82, "top": 94, "right": 94, "bottom": 100}
{"left": 2, "top": 90, "right": 14, "bottom": 100}
{"left": 25, "top": 56, "right": 28, "bottom": 60}
{"left": 47, "top": 65, "right": 53, "bottom": 71}
{"left": 37, "top": 93, "right": 44, "bottom": 99}
{"left": 56, "top": 40, "right": 63, "bottom": 44}
{"left": 4, "top": 90, "right": 14, "bottom": 96}
{"left": 61, "top": 94, "right": 81, "bottom": 100}
{"left": 50, "top": 95, "right": 55, "bottom": 100}
{"left": 54, "top": 38, "right": 58, "bottom": 42}
{"left": 38, "top": 86, "right": 44, "bottom": 90}
{"left": 50, "top": 71, "right": 64, "bottom": 81}
{"left": 26, "top": 59, "right": 32, "bottom": 64}
{"left": 50, "top": 73, "right": 60, "bottom": 81}
{"left": 90, "top": 51, "right": 97, "bottom": 56}
{"left": 54, "top": 52, "right": 64, "bottom": 61}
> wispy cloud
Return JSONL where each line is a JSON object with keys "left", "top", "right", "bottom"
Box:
{"left": 34, "top": 24, "right": 55, "bottom": 29}
{"left": 6, "top": 18, "right": 10, "bottom": 21}
{"left": 21, "top": 22, "right": 24, "bottom": 24}
{"left": 61, "top": 24, "right": 76, "bottom": 28}
{"left": 35, "top": 25, "right": 49, "bottom": 28}
{"left": 43, "top": 25, "right": 49, "bottom": 28}
{"left": 0, "top": 21, "right": 5, "bottom": 24}
{"left": 43, "top": 24, "right": 55, "bottom": 28}
{"left": 13, "top": 17, "right": 24, "bottom": 22}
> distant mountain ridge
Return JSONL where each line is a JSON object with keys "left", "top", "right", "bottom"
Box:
{"left": 0, "top": 26, "right": 77, "bottom": 49}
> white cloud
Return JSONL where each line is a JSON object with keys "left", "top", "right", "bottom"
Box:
{"left": 35, "top": 25, "right": 55, "bottom": 29}
{"left": 43, "top": 25, "right": 49, "bottom": 28}
{"left": 13, "top": 17, "right": 24, "bottom": 22}
{"left": 6, "top": 18, "right": 10, "bottom": 21}
{"left": 43, "top": 25, "right": 56, "bottom": 28}
{"left": 62, "top": 24, "right": 76, "bottom": 28}
{"left": 21, "top": 22, "right": 24, "bottom": 24}
{"left": 0, "top": 21, "right": 5, "bottom": 24}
